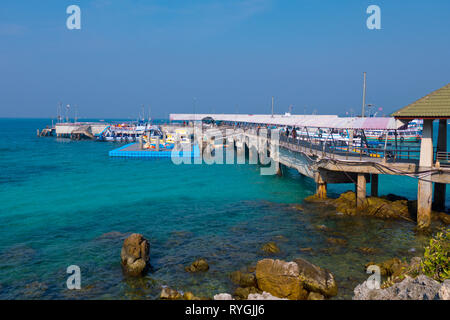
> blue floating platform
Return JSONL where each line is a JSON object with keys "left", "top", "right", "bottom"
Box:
{"left": 109, "top": 143, "right": 200, "bottom": 159}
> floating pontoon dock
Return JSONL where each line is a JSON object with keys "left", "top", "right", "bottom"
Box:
{"left": 109, "top": 143, "right": 200, "bottom": 159}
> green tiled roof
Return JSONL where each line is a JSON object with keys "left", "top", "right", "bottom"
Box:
{"left": 392, "top": 83, "right": 450, "bottom": 118}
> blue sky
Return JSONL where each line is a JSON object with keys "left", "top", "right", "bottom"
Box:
{"left": 0, "top": 0, "right": 449, "bottom": 119}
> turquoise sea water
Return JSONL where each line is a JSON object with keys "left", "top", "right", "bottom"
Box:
{"left": 0, "top": 119, "right": 448, "bottom": 300}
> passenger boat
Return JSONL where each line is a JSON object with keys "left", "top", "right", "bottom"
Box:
{"left": 364, "top": 120, "right": 422, "bottom": 143}
{"left": 97, "top": 122, "right": 148, "bottom": 142}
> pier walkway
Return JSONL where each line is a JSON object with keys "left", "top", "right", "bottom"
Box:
{"left": 170, "top": 108, "right": 449, "bottom": 229}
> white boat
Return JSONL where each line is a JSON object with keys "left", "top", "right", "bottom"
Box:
{"left": 97, "top": 123, "right": 151, "bottom": 142}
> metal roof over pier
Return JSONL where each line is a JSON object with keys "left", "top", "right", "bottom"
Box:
{"left": 170, "top": 114, "right": 406, "bottom": 130}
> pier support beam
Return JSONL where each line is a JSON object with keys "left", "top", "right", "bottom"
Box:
{"left": 417, "top": 119, "right": 434, "bottom": 229}
{"left": 371, "top": 174, "right": 379, "bottom": 197}
{"left": 315, "top": 171, "right": 327, "bottom": 199}
{"left": 276, "top": 162, "right": 283, "bottom": 177}
{"left": 433, "top": 119, "right": 447, "bottom": 211}
{"left": 418, "top": 180, "right": 433, "bottom": 229}
{"left": 356, "top": 173, "right": 366, "bottom": 209}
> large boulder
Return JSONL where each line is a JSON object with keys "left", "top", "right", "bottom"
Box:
{"left": 120, "top": 233, "right": 150, "bottom": 277}
{"left": 294, "top": 258, "right": 338, "bottom": 297}
{"left": 255, "top": 259, "right": 307, "bottom": 300}
{"left": 331, "top": 191, "right": 412, "bottom": 220}
{"left": 353, "top": 275, "right": 444, "bottom": 300}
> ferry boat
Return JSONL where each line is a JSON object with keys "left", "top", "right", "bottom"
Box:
{"left": 97, "top": 122, "right": 148, "bottom": 142}
{"left": 365, "top": 120, "right": 423, "bottom": 143}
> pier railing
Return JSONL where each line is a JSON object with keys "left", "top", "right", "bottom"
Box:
{"left": 213, "top": 125, "right": 424, "bottom": 164}
{"left": 278, "top": 134, "right": 422, "bottom": 163}
{"left": 437, "top": 152, "right": 450, "bottom": 167}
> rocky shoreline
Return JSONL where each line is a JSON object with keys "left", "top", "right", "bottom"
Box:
{"left": 353, "top": 255, "right": 449, "bottom": 300}
{"left": 158, "top": 258, "right": 338, "bottom": 301}
{"left": 117, "top": 222, "right": 449, "bottom": 301}
{"left": 304, "top": 191, "right": 450, "bottom": 225}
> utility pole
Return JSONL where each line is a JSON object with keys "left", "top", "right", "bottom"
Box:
{"left": 66, "top": 104, "right": 70, "bottom": 123}
{"left": 362, "top": 72, "right": 367, "bottom": 118}
{"left": 271, "top": 96, "right": 274, "bottom": 117}
{"left": 193, "top": 97, "right": 196, "bottom": 128}
{"left": 57, "top": 102, "right": 62, "bottom": 123}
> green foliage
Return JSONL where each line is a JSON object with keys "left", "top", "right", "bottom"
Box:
{"left": 421, "top": 228, "right": 450, "bottom": 282}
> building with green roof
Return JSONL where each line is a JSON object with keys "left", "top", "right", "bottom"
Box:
{"left": 392, "top": 83, "right": 449, "bottom": 228}
{"left": 392, "top": 83, "right": 450, "bottom": 119}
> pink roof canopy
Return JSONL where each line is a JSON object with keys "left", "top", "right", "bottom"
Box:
{"left": 169, "top": 114, "right": 406, "bottom": 130}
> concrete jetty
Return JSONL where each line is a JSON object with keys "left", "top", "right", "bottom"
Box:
{"left": 169, "top": 84, "right": 450, "bottom": 229}
{"left": 54, "top": 122, "right": 109, "bottom": 139}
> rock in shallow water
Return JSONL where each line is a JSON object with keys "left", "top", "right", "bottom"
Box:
{"left": 234, "top": 286, "right": 260, "bottom": 299}
{"left": 255, "top": 259, "right": 307, "bottom": 300}
{"left": 294, "top": 258, "right": 338, "bottom": 297}
{"left": 353, "top": 275, "right": 446, "bottom": 300}
{"left": 326, "top": 237, "right": 347, "bottom": 246}
{"left": 160, "top": 287, "right": 182, "bottom": 300}
{"left": 230, "top": 271, "right": 257, "bottom": 288}
{"left": 255, "top": 258, "right": 338, "bottom": 299}
{"left": 261, "top": 242, "right": 281, "bottom": 254}
{"left": 120, "top": 233, "right": 150, "bottom": 277}
{"left": 185, "top": 258, "right": 209, "bottom": 272}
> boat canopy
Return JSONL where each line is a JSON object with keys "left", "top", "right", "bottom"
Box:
{"left": 169, "top": 114, "right": 407, "bottom": 130}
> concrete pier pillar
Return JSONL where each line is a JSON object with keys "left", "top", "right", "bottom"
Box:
{"left": 371, "top": 174, "right": 379, "bottom": 197}
{"left": 418, "top": 179, "right": 433, "bottom": 229}
{"left": 417, "top": 119, "right": 434, "bottom": 228}
{"left": 356, "top": 173, "right": 367, "bottom": 209}
{"left": 315, "top": 172, "right": 327, "bottom": 199}
{"left": 433, "top": 119, "right": 447, "bottom": 211}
